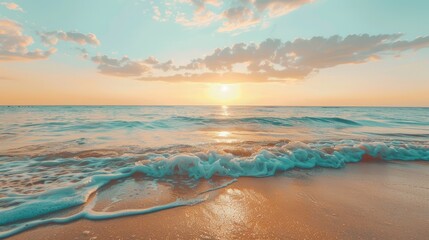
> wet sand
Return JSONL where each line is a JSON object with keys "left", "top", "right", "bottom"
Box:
{"left": 8, "top": 161, "right": 429, "bottom": 240}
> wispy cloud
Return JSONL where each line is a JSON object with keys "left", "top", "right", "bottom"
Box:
{"left": 219, "top": 0, "right": 313, "bottom": 32}
{"left": 87, "top": 34, "right": 429, "bottom": 83}
{"left": 153, "top": 0, "right": 312, "bottom": 32}
{"left": 0, "top": 19, "right": 55, "bottom": 61}
{"left": 38, "top": 31, "right": 100, "bottom": 46}
{"left": 0, "top": 2, "right": 23, "bottom": 12}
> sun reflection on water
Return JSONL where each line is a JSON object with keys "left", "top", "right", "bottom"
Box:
{"left": 217, "top": 131, "right": 231, "bottom": 137}
{"left": 222, "top": 105, "right": 229, "bottom": 116}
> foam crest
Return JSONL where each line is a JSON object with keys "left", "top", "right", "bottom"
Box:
{"left": 1, "top": 140, "right": 428, "bottom": 196}
{"left": 130, "top": 141, "right": 427, "bottom": 179}
{"left": 0, "top": 140, "right": 427, "bottom": 238}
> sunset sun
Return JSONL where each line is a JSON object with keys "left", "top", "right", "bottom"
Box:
{"left": 208, "top": 84, "right": 241, "bottom": 104}
{"left": 221, "top": 84, "right": 229, "bottom": 93}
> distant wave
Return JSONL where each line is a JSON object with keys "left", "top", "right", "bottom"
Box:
{"left": 13, "top": 116, "right": 365, "bottom": 133}
{"left": 172, "top": 116, "right": 361, "bottom": 126}
{"left": 368, "top": 133, "right": 429, "bottom": 138}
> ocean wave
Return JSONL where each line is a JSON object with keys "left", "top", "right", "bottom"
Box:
{"left": 0, "top": 140, "right": 428, "bottom": 237}
{"left": 129, "top": 141, "right": 428, "bottom": 178}
{"left": 12, "top": 116, "right": 365, "bottom": 133}
{"left": 368, "top": 133, "right": 429, "bottom": 138}
{"left": 1, "top": 140, "right": 428, "bottom": 195}
{"left": 172, "top": 116, "right": 361, "bottom": 127}
{"left": 2, "top": 107, "right": 429, "bottom": 238}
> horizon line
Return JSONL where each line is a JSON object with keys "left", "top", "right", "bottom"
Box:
{"left": 0, "top": 104, "right": 428, "bottom": 108}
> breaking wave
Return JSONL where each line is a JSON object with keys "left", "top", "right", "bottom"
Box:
{"left": 0, "top": 139, "right": 428, "bottom": 238}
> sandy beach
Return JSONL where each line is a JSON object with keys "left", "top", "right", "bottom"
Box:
{"left": 8, "top": 160, "right": 429, "bottom": 240}
{"left": 2, "top": 0, "right": 429, "bottom": 238}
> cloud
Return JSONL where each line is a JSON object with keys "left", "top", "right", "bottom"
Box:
{"left": 219, "top": 0, "right": 313, "bottom": 32}
{"left": 152, "top": 6, "right": 162, "bottom": 21}
{"left": 0, "top": 2, "right": 23, "bottom": 12}
{"left": 154, "top": 0, "right": 312, "bottom": 32}
{"left": 39, "top": 31, "right": 100, "bottom": 46}
{"left": 91, "top": 55, "right": 149, "bottom": 77}
{"left": 0, "top": 19, "right": 55, "bottom": 61}
{"left": 76, "top": 47, "right": 89, "bottom": 59}
{"left": 173, "top": 0, "right": 221, "bottom": 27}
{"left": 137, "top": 72, "right": 294, "bottom": 83}
{"left": 88, "top": 34, "right": 429, "bottom": 83}
{"left": 254, "top": 0, "right": 312, "bottom": 17}
{"left": 175, "top": 10, "right": 220, "bottom": 27}
{"left": 90, "top": 55, "right": 174, "bottom": 77}
{"left": 218, "top": 5, "right": 260, "bottom": 32}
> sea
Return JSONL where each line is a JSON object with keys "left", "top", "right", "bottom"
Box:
{"left": 0, "top": 106, "right": 428, "bottom": 237}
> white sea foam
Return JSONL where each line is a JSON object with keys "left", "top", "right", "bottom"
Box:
{"left": 0, "top": 196, "right": 205, "bottom": 239}
{"left": 0, "top": 140, "right": 427, "bottom": 237}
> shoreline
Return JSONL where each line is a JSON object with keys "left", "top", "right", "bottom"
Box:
{"left": 6, "top": 160, "right": 429, "bottom": 240}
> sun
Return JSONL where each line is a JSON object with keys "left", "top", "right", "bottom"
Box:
{"left": 221, "top": 84, "right": 230, "bottom": 93}
{"left": 208, "top": 84, "right": 241, "bottom": 104}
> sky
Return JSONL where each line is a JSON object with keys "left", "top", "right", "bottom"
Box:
{"left": 1, "top": 0, "right": 429, "bottom": 106}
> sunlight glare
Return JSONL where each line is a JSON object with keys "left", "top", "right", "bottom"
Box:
{"left": 217, "top": 131, "right": 231, "bottom": 137}
{"left": 221, "top": 84, "right": 229, "bottom": 93}
{"left": 208, "top": 84, "right": 241, "bottom": 104}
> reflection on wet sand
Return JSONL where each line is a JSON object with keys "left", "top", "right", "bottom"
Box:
{"left": 203, "top": 188, "right": 267, "bottom": 239}
{"left": 9, "top": 162, "right": 429, "bottom": 240}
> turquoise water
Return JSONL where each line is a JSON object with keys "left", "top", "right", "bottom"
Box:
{"left": 0, "top": 106, "right": 428, "bottom": 237}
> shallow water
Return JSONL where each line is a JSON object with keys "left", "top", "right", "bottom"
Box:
{"left": 0, "top": 106, "right": 428, "bottom": 238}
